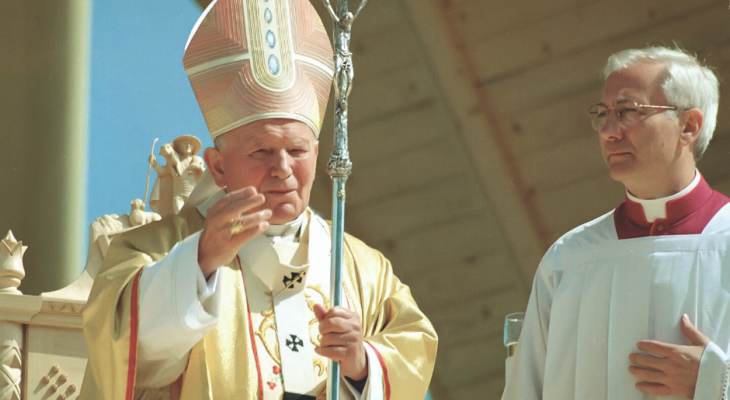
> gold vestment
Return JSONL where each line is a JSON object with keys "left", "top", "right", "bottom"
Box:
{"left": 79, "top": 206, "right": 437, "bottom": 400}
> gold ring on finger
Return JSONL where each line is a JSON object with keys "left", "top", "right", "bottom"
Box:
{"left": 230, "top": 213, "right": 246, "bottom": 234}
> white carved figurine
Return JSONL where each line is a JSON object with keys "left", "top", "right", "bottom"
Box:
{"left": 128, "top": 198, "right": 161, "bottom": 227}
{"left": 148, "top": 135, "right": 205, "bottom": 216}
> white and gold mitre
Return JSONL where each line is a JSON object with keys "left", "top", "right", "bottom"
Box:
{"left": 183, "top": 0, "right": 334, "bottom": 140}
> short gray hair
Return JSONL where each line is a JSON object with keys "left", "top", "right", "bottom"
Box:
{"left": 214, "top": 134, "right": 228, "bottom": 150}
{"left": 603, "top": 46, "right": 719, "bottom": 160}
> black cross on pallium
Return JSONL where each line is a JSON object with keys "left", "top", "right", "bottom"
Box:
{"left": 286, "top": 334, "right": 304, "bottom": 352}
{"left": 282, "top": 272, "right": 305, "bottom": 290}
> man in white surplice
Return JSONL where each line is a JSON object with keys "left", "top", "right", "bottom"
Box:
{"left": 502, "top": 47, "right": 730, "bottom": 400}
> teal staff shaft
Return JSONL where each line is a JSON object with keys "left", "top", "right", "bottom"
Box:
{"left": 322, "top": 0, "right": 367, "bottom": 399}
{"left": 327, "top": 177, "right": 346, "bottom": 400}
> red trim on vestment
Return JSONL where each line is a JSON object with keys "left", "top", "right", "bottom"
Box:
{"left": 614, "top": 174, "right": 730, "bottom": 239}
{"left": 364, "top": 341, "right": 390, "bottom": 400}
{"left": 126, "top": 270, "right": 143, "bottom": 400}
{"left": 237, "top": 256, "right": 264, "bottom": 400}
{"left": 344, "top": 286, "right": 352, "bottom": 311}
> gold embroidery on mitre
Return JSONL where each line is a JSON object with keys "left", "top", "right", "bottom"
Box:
{"left": 246, "top": 0, "right": 294, "bottom": 91}
{"left": 305, "top": 284, "right": 330, "bottom": 346}
{"left": 255, "top": 308, "right": 282, "bottom": 365}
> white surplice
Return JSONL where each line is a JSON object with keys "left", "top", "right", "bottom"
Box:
{"left": 503, "top": 204, "right": 730, "bottom": 400}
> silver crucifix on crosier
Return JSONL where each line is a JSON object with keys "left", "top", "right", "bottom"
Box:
{"left": 321, "top": 0, "right": 367, "bottom": 399}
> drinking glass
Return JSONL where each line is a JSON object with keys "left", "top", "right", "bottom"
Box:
{"left": 503, "top": 312, "right": 525, "bottom": 357}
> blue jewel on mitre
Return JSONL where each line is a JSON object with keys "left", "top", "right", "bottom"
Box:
{"left": 268, "top": 55, "right": 279, "bottom": 74}
{"left": 264, "top": 8, "right": 272, "bottom": 23}
{"left": 267, "top": 31, "right": 276, "bottom": 48}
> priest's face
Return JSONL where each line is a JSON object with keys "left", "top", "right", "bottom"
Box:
{"left": 205, "top": 119, "right": 318, "bottom": 224}
{"left": 598, "top": 62, "right": 687, "bottom": 198}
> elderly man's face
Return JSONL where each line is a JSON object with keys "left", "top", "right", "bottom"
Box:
{"left": 599, "top": 62, "right": 685, "bottom": 195}
{"left": 206, "top": 119, "right": 318, "bottom": 224}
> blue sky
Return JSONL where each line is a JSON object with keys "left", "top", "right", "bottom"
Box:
{"left": 86, "top": 0, "right": 210, "bottom": 253}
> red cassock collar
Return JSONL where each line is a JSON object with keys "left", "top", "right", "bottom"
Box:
{"left": 613, "top": 175, "right": 730, "bottom": 239}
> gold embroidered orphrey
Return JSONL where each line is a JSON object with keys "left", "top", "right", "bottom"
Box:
{"left": 254, "top": 284, "right": 331, "bottom": 373}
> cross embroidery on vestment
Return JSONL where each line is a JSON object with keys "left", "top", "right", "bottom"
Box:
{"left": 282, "top": 272, "right": 305, "bottom": 290}
{"left": 286, "top": 334, "right": 304, "bottom": 352}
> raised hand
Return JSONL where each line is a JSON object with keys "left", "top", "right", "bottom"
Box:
{"left": 198, "top": 187, "right": 271, "bottom": 278}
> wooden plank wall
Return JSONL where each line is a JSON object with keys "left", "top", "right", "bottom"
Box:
{"left": 308, "top": 1, "right": 529, "bottom": 399}
{"left": 416, "top": 1, "right": 730, "bottom": 399}
{"left": 450, "top": 0, "right": 730, "bottom": 240}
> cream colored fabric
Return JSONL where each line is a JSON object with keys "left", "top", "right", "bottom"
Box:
{"left": 135, "top": 230, "right": 221, "bottom": 388}
{"left": 80, "top": 205, "right": 437, "bottom": 400}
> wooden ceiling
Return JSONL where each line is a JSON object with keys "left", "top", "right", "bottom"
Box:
{"left": 196, "top": 0, "right": 730, "bottom": 398}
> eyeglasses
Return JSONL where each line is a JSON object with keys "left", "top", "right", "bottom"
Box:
{"left": 588, "top": 100, "right": 678, "bottom": 132}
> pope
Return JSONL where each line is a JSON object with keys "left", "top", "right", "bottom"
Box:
{"left": 79, "top": 1, "right": 437, "bottom": 399}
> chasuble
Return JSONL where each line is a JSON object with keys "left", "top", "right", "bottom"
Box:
{"left": 79, "top": 198, "right": 437, "bottom": 400}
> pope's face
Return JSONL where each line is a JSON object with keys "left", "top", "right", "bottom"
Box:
{"left": 207, "top": 119, "right": 318, "bottom": 224}
{"left": 599, "top": 62, "right": 684, "bottom": 195}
